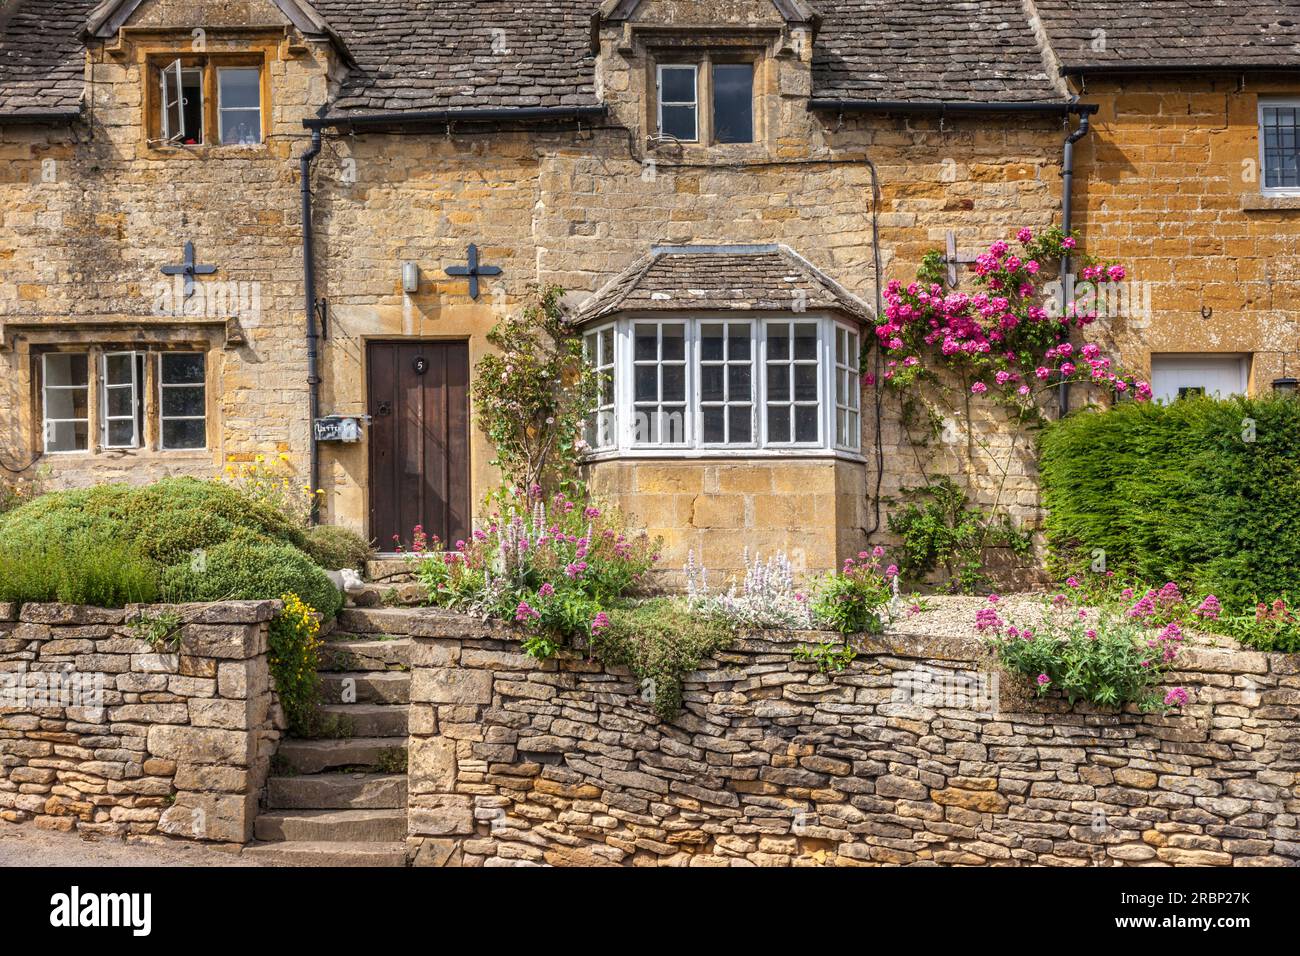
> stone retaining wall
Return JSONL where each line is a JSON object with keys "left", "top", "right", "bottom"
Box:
{"left": 0, "top": 601, "right": 282, "bottom": 843}
{"left": 406, "top": 612, "right": 1299, "bottom": 867}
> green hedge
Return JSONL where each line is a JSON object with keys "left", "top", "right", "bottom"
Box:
{"left": 1039, "top": 396, "right": 1300, "bottom": 611}
{"left": 161, "top": 536, "right": 342, "bottom": 620}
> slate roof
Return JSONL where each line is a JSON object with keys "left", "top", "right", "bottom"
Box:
{"left": 810, "top": 0, "right": 1066, "bottom": 103}
{"left": 1034, "top": 1, "right": 1300, "bottom": 72}
{"left": 311, "top": 0, "right": 600, "bottom": 117}
{"left": 0, "top": 0, "right": 91, "bottom": 117}
{"left": 570, "top": 244, "right": 875, "bottom": 326}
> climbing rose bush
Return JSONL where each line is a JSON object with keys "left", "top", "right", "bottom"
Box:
{"left": 873, "top": 227, "right": 1152, "bottom": 406}
{"left": 415, "top": 486, "right": 658, "bottom": 659}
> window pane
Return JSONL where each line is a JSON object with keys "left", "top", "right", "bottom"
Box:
{"left": 661, "top": 325, "right": 685, "bottom": 361}
{"left": 634, "top": 325, "right": 658, "bottom": 361}
{"left": 46, "top": 354, "right": 88, "bottom": 387}
{"left": 219, "top": 68, "right": 260, "bottom": 109}
{"left": 795, "top": 405, "right": 819, "bottom": 443}
{"left": 729, "top": 326, "right": 751, "bottom": 361}
{"left": 795, "top": 363, "right": 818, "bottom": 401}
{"left": 601, "top": 331, "right": 614, "bottom": 366}
{"left": 701, "top": 365, "right": 724, "bottom": 403}
{"left": 660, "top": 67, "right": 696, "bottom": 103}
{"left": 162, "top": 353, "right": 205, "bottom": 384}
{"left": 634, "top": 366, "right": 658, "bottom": 402}
{"left": 728, "top": 364, "right": 752, "bottom": 399}
{"left": 767, "top": 364, "right": 789, "bottom": 401}
{"left": 635, "top": 405, "right": 658, "bottom": 443}
{"left": 162, "top": 386, "right": 205, "bottom": 418}
{"left": 729, "top": 406, "right": 752, "bottom": 444}
{"left": 180, "top": 69, "right": 203, "bottom": 144}
{"left": 45, "top": 388, "right": 87, "bottom": 420}
{"left": 105, "top": 353, "right": 133, "bottom": 384}
{"left": 768, "top": 327, "right": 790, "bottom": 359}
{"left": 106, "top": 386, "right": 134, "bottom": 418}
{"left": 713, "top": 64, "right": 754, "bottom": 144}
{"left": 700, "top": 324, "right": 725, "bottom": 361}
{"left": 220, "top": 110, "right": 261, "bottom": 146}
{"left": 163, "top": 418, "right": 205, "bottom": 450}
{"left": 794, "top": 324, "right": 818, "bottom": 360}
{"left": 108, "top": 419, "right": 135, "bottom": 446}
{"left": 767, "top": 405, "right": 790, "bottom": 443}
{"left": 662, "top": 364, "right": 685, "bottom": 401}
{"left": 661, "top": 104, "right": 697, "bottom": 141}
{"left": 661, "top": 406, "right": 687, "bottom": 443}
{"left": 703, "top": 407, "right": 725, "bottom": 444}
{"left": 47, "top": 420, "right": 87, "bottom": 452}
{"left": 600, "top": 373, "right": 614, "bottom": 406}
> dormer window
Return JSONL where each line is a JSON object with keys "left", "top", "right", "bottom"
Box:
{"left": 150, "top": 56, "right": 264, "bottom": 147}
{"left": 654, "top": 57, "right": 755, "bottom": 145}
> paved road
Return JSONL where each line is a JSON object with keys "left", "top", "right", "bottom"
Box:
{"left": 0, "top": 824, "right": 270, "bottom": 867}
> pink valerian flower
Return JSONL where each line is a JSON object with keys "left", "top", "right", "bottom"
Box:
{"left": 1036, "top": 673, "right": 1051, "bottom": 686}
{"left": 590, "top": 612, "right": 611, "bottom": 634}
{"left": 1164, "top": 687, "right": 1189, "bottom": 708}
{"left": 987, "top": 593, "right": 1000, "bottom": 604}
{"left": 1128, "top": 591, "right": 1157, "bottom": 619}
{"left": 976, "top": 607, "right": 1004, "bottom": 632}
{"left": 514, "top": 601, "right": 540, "bottom": 624}
{"left": 885, "top": 564, "right": 899, "bottom": 578}
{"left": 872, "top": 546, "right": 886, "bottom": 559}
{"left": 1065, "top": 576, "right": 1081, "bottom": 589}
{"left": 1194, "top": 595, "right": 1222, "bottom": 621}
{"left": 538, "top": 582, "right": 555, "bottom": 598}
{"left": 564, "top": 561, "right": 588, "bottom": 579}
{"left": 1086, "top": 628, "right": 1097, "bottom": 640}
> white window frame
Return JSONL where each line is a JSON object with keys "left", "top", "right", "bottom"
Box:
{"left": 1150, "top": 353, "right": 1250, "bottom": 404}
{"left": 834, "top": 326, "right": 861, "bottom": 451}
{"left": 1259, "top": 97, "right": 1300, "bottom": 196}
{"left": 158, "top": 352, "right": 208, "bottom": 451}
{"left": 41, "top": 353, "right": 90, "bottom": 454}
{"left": 697, "top": 319, "right": 756, "bottom": 449}
{"left": 100, "top": 351, "right": 142, "bottom": 449}
{"left": 584, "top": 325, "right": 617, "bottom": 450}
{"left": 763, "top": 318, "right": 823, "bottom": 448}
{"left": 656, "top": 64, "right": 699, "bottom": 143}
{"left": 629, "top": 320, "right": 690, "bottom": 448}
{"left": 161, "top": 61, "right": 204, "bottom": 144}
{"left": 216, "top": 66, "right": 262, "bottom": 145}
{"left": 585, "top": 313, "right": 863, "bottom": 460}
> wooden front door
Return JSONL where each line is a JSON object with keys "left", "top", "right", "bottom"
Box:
{"left": 367, "top": 341, "right": 471, "bottom": 552}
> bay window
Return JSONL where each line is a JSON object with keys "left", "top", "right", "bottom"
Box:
{"left": 582, "top": 315, "right": 863, "bottom": 456}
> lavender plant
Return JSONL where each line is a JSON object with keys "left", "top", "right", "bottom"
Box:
{"left": 685, "top": 549, "right": 814, "bottom": 630}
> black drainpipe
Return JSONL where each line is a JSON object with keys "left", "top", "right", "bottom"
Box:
{"left": 1058, "top": 107, "right": 1096, "bottom": 417}
{"left": 301, "top": 125, "right": 323, "bottom": 523}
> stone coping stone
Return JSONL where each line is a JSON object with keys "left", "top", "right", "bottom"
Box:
{"left": 17, "top": 600, "right": 282, "bottom": 626}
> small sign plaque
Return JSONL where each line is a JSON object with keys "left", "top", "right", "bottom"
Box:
{"left": 314, "top": 416, "right": 365, "bottom": 443}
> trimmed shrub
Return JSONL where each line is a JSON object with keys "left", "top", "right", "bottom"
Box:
{"left": 1040, "top": 396, "right": 1300, "bottom": 612}
{"left": 161, "top": 536, "right": 343, "bottom": 618}
{"left": 0, "top": 477, "right": 305, "bottom": 566}
{"left": 302, "top": 525, "right": 374, "bottom": 570}
{"left": 0, "top": 538, "right": 158, "bottom": 607}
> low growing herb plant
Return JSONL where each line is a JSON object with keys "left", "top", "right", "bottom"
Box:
{"left": 794, "top": 640, "right": 858, "bottom": 674}
{"left": 684, "top": 549, "right": 813, "bottom": 630}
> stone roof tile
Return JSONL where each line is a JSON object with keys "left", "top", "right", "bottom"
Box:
{"left": 0, "top": 0, "right": 91, "bottom": 117}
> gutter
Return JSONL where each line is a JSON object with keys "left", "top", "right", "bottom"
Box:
{"left": 808, "top": 99, "right": 1098, "bottom": 116}
{"left": 0, "top": 108, "right": 83, "bottom": 125}
{"left": 1060, "top": 63, "right": 1300, "bottom": 77}
{"left": 300, "top": 125, "right": 323, "bottom": 524}
{"left": 305, "top": 104, "right": 608, "bottom": 130}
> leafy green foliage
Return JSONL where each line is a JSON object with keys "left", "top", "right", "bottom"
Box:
{"left": 471, "top": 286, "right": 598, "bottom": 495}
{"left": 0, "top": 538, "right": 159, "bottom": 607}
{"left": 588, "top": 598, "right": 736, "bottom": 720}
{"left": 129, "top": 609, "right": 184, "bottom": 651}
{"left": 1212, "top": 598, "right": 1300, "bottom": 653}
{"left": 161, "top": 535, "right": 343, "bottom": 619}
{"left": 887, "top": 478, "right": 1031, "bottom": 594}
{"left": 268, "top": 593, "right": 324, "bottom": 735}
{"left": 810, "top": 552, "right": 892, "bottom": 634}
{"left": 1040, "top": 396, "right": 1300, "bottom": 613}
{"left": 0, "top": 477, "right": 306, "bottom": 566}
{"left": 302, "top": 525, "right": 374, "bottom": 570}
{"left": 794, "top": 640, "right": 858, "bottom": 673}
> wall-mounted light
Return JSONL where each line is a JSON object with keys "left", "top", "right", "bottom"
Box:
{"left": 1272, "top": 376, "right": 1298, "bottom": 396}
{"left": 401, "top": 262, "right": 420, "bottom": 294}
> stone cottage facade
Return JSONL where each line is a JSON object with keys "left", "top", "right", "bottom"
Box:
{"left": 1, "top": 0, "right": 1297, "bottom": 580}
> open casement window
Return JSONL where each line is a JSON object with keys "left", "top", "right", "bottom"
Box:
{"left": 153, "top": 56, "right": 263, "bottom": 146}
{"left": 42, "top": 353, "right": 90, "bottom": 453}
{"left": 159, "top": 353, "right": 207, "bottom": 450}
{"left": 100, "top": 352, "right": 146, "bottom": 449}
{"left": 583, "top": 326, "right": 617, "bottom": 449}
{"left": 582, "top": 315, "right": 863, "bottom": 456}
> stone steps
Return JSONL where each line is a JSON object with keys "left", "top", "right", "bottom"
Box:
{"left": 242, "top": 840, "right": 408, "bottom": 868}
{"left": 318, "top": 637, "right": 412, "bottom": 671}
{"left": 311, "top": 703, "right": 408, "bottom": 738}
{"left": 255, "top": 808, "right": 408, "bottom": 842}
{"left": 266, "top": 772, "right": 408, "bottom": 810}
{"left": 319, "top": 670, "right": 410, "bottom": 705}
{"left": 274, "top": 737, "right": 407, "bottom": 775}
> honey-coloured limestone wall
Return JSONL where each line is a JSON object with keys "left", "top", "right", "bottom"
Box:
{"left": 402, "top": 610, "right": 1300, "bottom": 867}
{"left": 0, "top": 600, "right": 283, "bottom": 844}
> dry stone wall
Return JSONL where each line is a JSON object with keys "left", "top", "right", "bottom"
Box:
{"left": 0, "top": 600, "right": 282, "bottom": 843}
{"left": 403, "top": 611, "right": 1300, "bottom": 867}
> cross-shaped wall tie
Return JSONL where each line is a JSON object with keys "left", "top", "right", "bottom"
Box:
{"left": 161, "top": 241, "right": 218, "bottom": 299}
{"left": 945, "top": 230, "right": 979, "bottom": 287}
{"left": 445, "top": 244, "right": 502, "bottom": 300}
